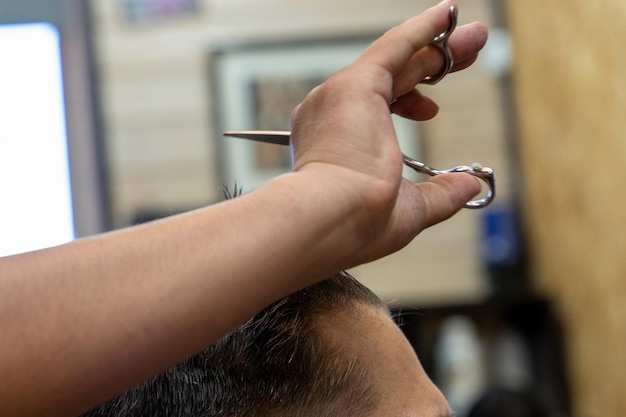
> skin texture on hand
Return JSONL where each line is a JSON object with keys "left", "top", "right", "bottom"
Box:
{"left": 0, "top": 2, "right": 487, "bottom": 416}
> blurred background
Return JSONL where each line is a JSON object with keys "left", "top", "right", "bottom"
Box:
{"left": 0, "top": 0, "right": 624, "bottom": 416}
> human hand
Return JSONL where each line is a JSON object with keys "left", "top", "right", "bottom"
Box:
{"left": 289, "top": 0, "right": 488, "bottom": 266}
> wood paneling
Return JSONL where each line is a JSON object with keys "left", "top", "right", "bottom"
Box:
{"left": 506, "top": 0, "right": 626, "bottom": 415}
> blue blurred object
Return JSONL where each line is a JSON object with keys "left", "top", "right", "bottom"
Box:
{"left": 481, "top": 204, "right": 522, "bottom": 268}
{"left": 480, "top": 204, "right": 528, "bottom": 297}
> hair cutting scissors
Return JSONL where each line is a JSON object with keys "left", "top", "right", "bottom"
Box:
{"left": 223, "top": 131, "right": 495, "bottom": 209}
{"left": 421, "top": 4, "right": 457, "bottom": 85}
{"left": 222, "top": 5, "right": 495, "bottom": 209}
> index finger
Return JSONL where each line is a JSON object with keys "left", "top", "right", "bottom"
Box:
{"left": 357, "top": 0, "right": 459, "bottom": 77}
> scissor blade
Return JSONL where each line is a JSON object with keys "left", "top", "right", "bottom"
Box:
{"left": 223, "top": 130, "right": 291, "bottom": 146}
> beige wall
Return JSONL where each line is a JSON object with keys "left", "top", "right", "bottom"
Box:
{"left": 90, "top": 1, "right": 509, "bottom": 302}
{"left": 506, "top": 0, "right": 626, "bottom": 415}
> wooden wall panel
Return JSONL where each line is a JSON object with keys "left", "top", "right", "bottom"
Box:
{"left": 506, "top": 0, "right": 626, "bottom": 415}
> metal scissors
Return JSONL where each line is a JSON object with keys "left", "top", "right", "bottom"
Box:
{"left": 222, "top": 5, "right": 495, "bottom": 209}
{"left": 421, "top": 5, "right": 457, "bottom": 85}
{"left": 223, "top": 131, "right": 495, "bottom": 209}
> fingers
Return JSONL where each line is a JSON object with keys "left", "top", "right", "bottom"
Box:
{"left": 351, "top": 0, "right": 487, "bottom": 107}
{"left": 447, "top": 21, "right": 489, "bottom": 73}
{"left": 354, "top": 0, "right": 459, "bottom": 100}
{"left": 392, "top": 21, "right": 488, "bottom": 98}
{"left": 389, "top": 20, "right": 488, "bottom": 120}
{"left": 391, "top": 89, "right": 439, "bottom": 121}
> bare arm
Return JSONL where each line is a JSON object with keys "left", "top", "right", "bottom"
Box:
{"left": 0, "top": 2, "right": 487, "bottom": 416}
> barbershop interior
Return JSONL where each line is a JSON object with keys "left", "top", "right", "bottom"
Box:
{"left": 1, "top": 0, "right": 624, "bottom": 416}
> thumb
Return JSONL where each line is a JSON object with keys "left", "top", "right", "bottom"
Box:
{"left": 414, "top": 173, "right": 482, "bottom": 229}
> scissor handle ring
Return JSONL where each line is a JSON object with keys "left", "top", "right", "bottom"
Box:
{"left": 447, "top": 164, "right": 496, "bottom": 209}
{"left": 421, "top": 5, "right": 458, "bottom": 85}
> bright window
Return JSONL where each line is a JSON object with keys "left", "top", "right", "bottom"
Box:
{"left": 0, "top": 23, "right": 74, "bottom": 257}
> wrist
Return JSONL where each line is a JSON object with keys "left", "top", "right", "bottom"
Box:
{"left": 258, "top": 166, "right": 396, "bottom": 275}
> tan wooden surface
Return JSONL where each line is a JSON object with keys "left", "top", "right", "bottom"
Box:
{"left": 506, "top": 0, "right": 626, "bottom": 415}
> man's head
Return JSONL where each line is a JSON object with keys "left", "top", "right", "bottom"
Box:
{"left": 82, "top": 272, "right": 451, "bottom": 417}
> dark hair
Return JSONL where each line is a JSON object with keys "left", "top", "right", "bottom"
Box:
{"left": 82, "top": 271, "right": 387, "bottom": 417}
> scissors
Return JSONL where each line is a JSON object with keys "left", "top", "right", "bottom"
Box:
{"left": 223, "top": 131, "right": 495, "bottom": 209}
{"left": 223, "top": 5, "right": 495, "bottom": 209}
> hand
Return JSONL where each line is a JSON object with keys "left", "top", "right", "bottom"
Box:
{"left": 289, "top": 0, "right": 488, "bottom": 266}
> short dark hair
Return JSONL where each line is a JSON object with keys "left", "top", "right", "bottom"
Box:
{"left": 81, "top": 271, "right": 387, "bottom": 417}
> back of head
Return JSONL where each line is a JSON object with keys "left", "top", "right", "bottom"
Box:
{"left": 82, "top": 271, "right": 386, "bottom": 417}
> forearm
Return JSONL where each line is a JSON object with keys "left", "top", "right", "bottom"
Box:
{"left": 0, "top": 171, "right": 364, "bottom": 417}
{"left": 0, "top": 2, "right": 487, "bottom": 413}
